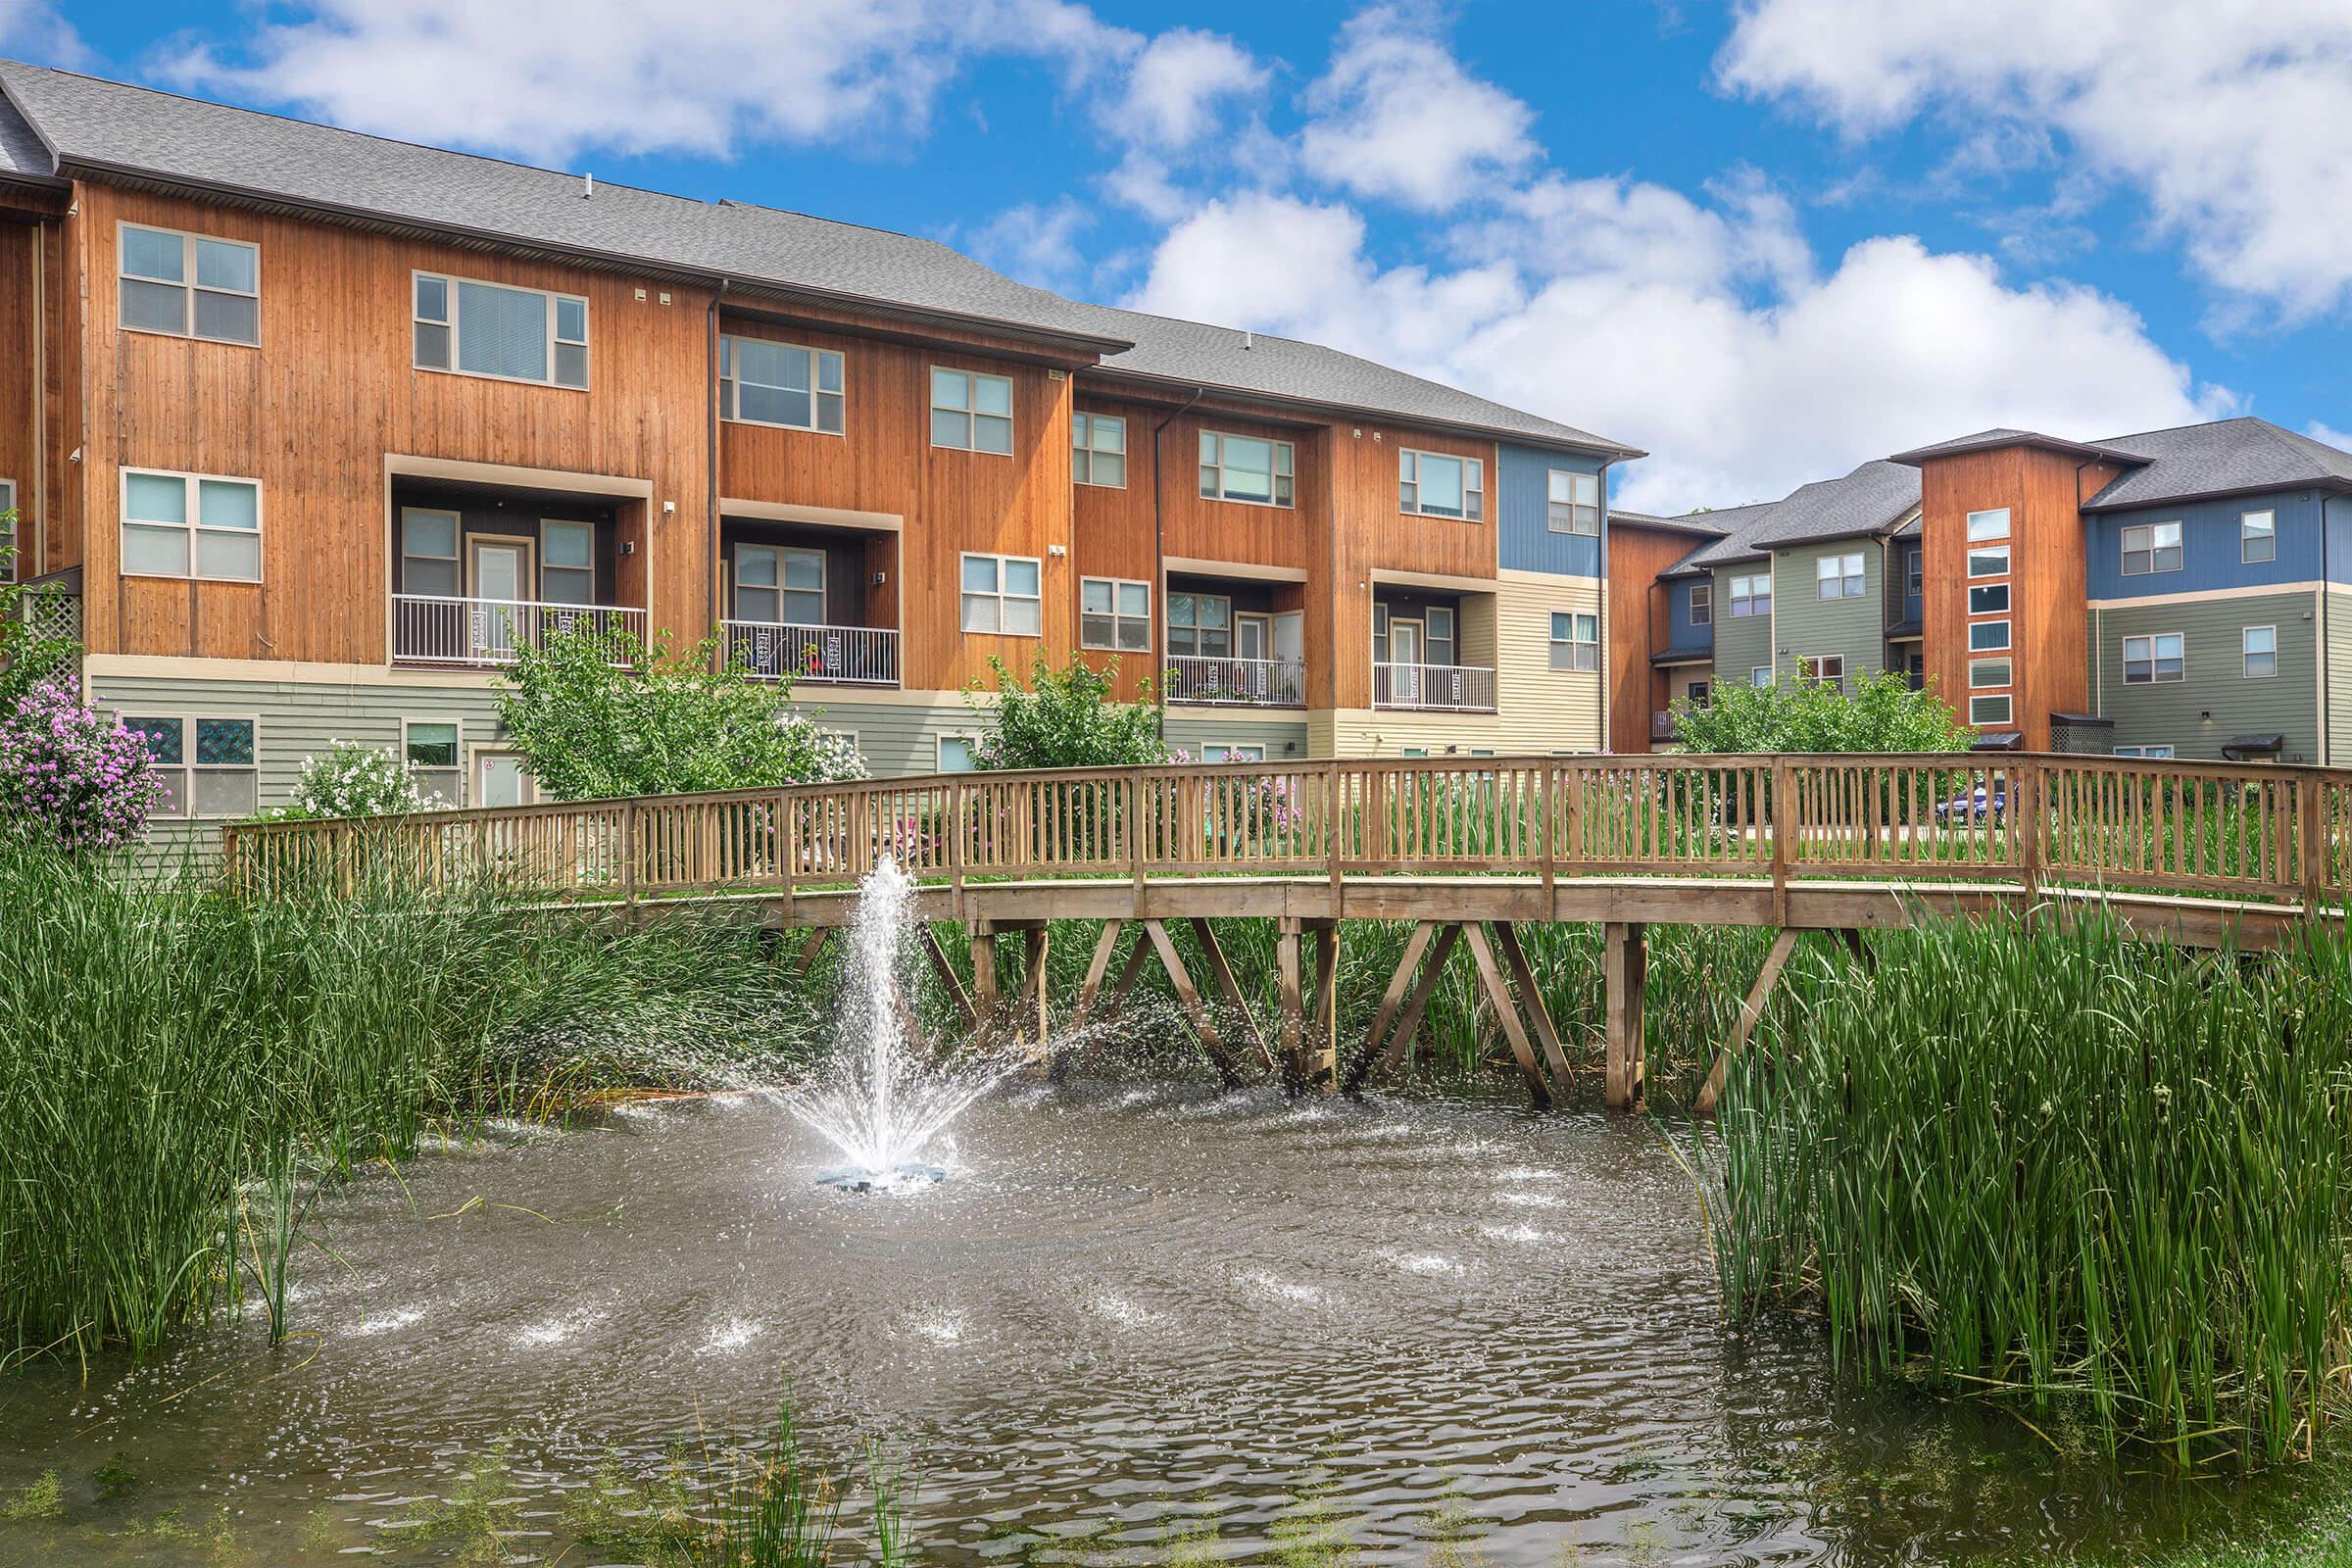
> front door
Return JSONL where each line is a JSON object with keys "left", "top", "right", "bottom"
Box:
{"left": 466, "top": 537, "right": 535, "bottom": 659}
{"left": 1391, "top": 618, "right": 1424, "bottom": 704}
{"left": 473, "top": 749, "right": 537, "bottom": 808}
{"left": 1272, "top": 612, "right": 1303, "bottom": 701}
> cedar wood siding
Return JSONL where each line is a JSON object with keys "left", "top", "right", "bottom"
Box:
{"left": 1333, "top": 424, "right": 1496, "bottom": 710}
{"left": 1604, "top": 524, "right": 1698, "bottom": 752}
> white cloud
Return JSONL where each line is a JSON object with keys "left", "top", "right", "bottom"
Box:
{"left": 1298, "top": 4, "right": 1536, "bottom": 212}
{"left": 1719, "top": 0, "right": 2352, "bottom": 320}
{"left": 1104, "top": 28, "right": 1267, "bottom": 149}
{"left": 965, "top": 196, "right": 1094, "bottom": 291}
{"left": 0, "top": 0, "right": 83, "bottom": 62}
{"left": 2309, "top": 423, "right": 2352, "bottom": 454}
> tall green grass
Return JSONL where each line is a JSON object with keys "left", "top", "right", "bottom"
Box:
{"left": 1710, "top": 912, "right": 2352, "bottom": 1467}
{"left": 0, "top": 838, "right": 821, "bottom": 1364}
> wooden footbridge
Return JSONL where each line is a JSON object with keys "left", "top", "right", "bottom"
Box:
{"left": 224, "top": 753, "right": 2352, "bottom": 1109}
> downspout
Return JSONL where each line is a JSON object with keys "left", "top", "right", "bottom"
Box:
{"left": 2074, "top": 459, "right": 2098, "bottom": 747}
{"left": 1596, "top": 461, "right": 1611, "bottom": 753}
{"left": 1150, "top": 387, "right": 1204, "bottom": 750}
{"left": 30, "top": 222, "right": 43, "bottom": 574}
{"left": 706, "top": 277, "right": 731, "bottom": 648}
{"left": 2323, "top": 493, "right": 2335, "bottom": 764}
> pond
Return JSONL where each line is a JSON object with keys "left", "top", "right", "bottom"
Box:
{"left": 0, "top": 1082, "right": 2307, "bottom": 1565}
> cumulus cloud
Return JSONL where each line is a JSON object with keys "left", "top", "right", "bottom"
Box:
{"left": 1298, "top": 4, "right": 1537, "bottom": 211}
{"left": 0, "top": 0, "right": 82, "bottom": 63}
{"left": 1718, "top": 0, "right": 2352, "bottom": 321}
{"left": 964, "top": 196, "right": 1095, "bottom": 291}
{"left": 1104, "top": 27, "right": 1267, "bottom": 150}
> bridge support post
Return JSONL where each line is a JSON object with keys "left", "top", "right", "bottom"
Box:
{"left": 1308, "top": 920, "right": 1340, "bottom": 1094}
{"left": 1603, "top": 921, "right": 1646, "bottom": 1109}
{"left": 1017, "top": 925, "right": 1051, "bottom": 1058}
{"left": 968, "top": 923, "right": 1000, "bottom": 1042}
{"left": 1277, "top": 918, "right": 1306, "bottom": 1095}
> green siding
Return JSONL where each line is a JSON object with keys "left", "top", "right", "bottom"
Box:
{"left": 780, "top": 691, "right": 985, "bottom": 778}
{"left": 1770, "top": 539, "right": 1886, "bottom": 686}
{"left": 1709, "top": 566, "right": 1772, "bottom": 688}
{"left": 2328, "top": 590, "right": 2352, "bottom": 766}
{"left": 1164, "top": 714, "right": 1311, "bottom": 761}
{"left": 2089, "top": 592, "right": 2321, "bottom": 762}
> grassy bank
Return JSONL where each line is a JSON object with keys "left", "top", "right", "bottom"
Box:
{"left": 0, "top": 838, "right": 821, "bottom": 1364}
{"left": 1709, "top": 912, "right": 2352, "bottom": 1467}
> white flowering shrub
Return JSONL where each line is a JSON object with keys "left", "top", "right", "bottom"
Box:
{"left": 262, "top": 741, "right": 442, "bottom": 821}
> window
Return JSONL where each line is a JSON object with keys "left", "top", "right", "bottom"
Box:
{"left": 1546, "top": 469, "right": 1600, "bottom": 534}
{"left": 1169, "top": 592, "right": 1231, "bottom": 658}
{"left": 2242, "top": 509, "right": 2277, "bottom": 564}
{"left": 1398, "top": 450, "right": 1484, "bottom": 520}
{"left": 1548, "top": 611, "right": 1599, "bottom": 671}
{"left": 1969, "top": 659, "right": 2012, "bottom": 689}
{"left": 1798, "top": 654, "right": 1845, "bottom": 688}
{"left": 1689, "top": 582, "right": 1711, "bottom": 625}
{"left": 1966, "top": 508, "right": 2010, "bottom": 542}
{"left": 1816, "top": 552, "right": 1865, "bottom": 599}
{"left": 1424, "top": 606, "right": 1456, "bottom": 667}
{"left": 1200, "top": 432, "right": 1294, "bottom": 507}
{"left": 121, "top": 468, "right": 261, "bottom": 582}
{"left": 1728, "top": 571, "right": 1771, "bottom": 618}
{"left": 405, "top": 720, "right": 462, "bottom": 807}
{"left": 736, "top": 544, "right": 824, "bottom": 625}
{"left": 1969, "top": 620, "right": 2011, "bottom": 653}
{"left": 1080, "top": 577, "right": 1152, "bottom": 651}
{"left": 1968, "top": 694, "right": 2013, "bottom": 726}
{"left": 938, "top": 736, "right": 979, "bottom": 772}
{"left": 2116, "top": 745, "right": 2176, "bottom": 760}
{"left": 123, "top": 715, "right": 257, "bottom": 818}
{"left": 414, "top": 273, "right": 587, "bottom": 388}
{"left": 2123, "top": 632, "right": 2185, "bottom": 685}
{"left": 1905, "top": 547, "right": 1922, "bottom": 600}
{"left": 719, "top": 336, "right": 843, "bottom": 433}
{"left": 1073, "top": 413, "right": 1127, "bottom": 487}
{"left": 119, "top": 223, "right": 259, "bottom": 345}
{"left": 1202, "top": 743, "right": 1266, "bottom": 762}
{"left": 542, "top": 520, "right": 595, "bottom": 605}
{"left": 930, "top": 368, "right": 1013, "bottom": 454}
{"left": 959, "top": 553, "right": 1041, "bottom": 635}
{"left": 1968, "top": 545, "right": 2010, "bottom": 579}
{"left": 0, "top": 477, "right": 16, "bottom": 583}
{"left": 1688, "top": 680, "right": 1711, "bottom": 708}
{"left": 2121, "top": 520, "right": 2183, "bottom": 576}
{"left": 2243, "top": 624, "right": 2278, "bottom": 679}
{"left": 1751, "top": 666, "right": 1773, "bottom": 688}
{"left": 1400, "top": 747, "right": 1429, "bottom": 759}
{"left": 399, "top": 509, "right": 460, "bottom": 598}
{"left": 1968, "top": 584, "right": 2010, "bottom": 615}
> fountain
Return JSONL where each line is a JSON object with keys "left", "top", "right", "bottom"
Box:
{"left": 776, "top": 857, "right": 1023, "bottom": 1192}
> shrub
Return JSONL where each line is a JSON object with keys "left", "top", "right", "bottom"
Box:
{"left": 261, "top": 741, "right": 438, "bottom": 821}
{"left": 968, "top": 654, "right": 1170, "bottom": 771}
{"left": 0, "top": 674, "right": 160, "bottom": 851}
{"left": 1673, "top": 668, "right": 1970, "bottom": 753}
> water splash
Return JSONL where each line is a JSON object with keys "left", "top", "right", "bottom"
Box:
{"left": 775, "top": 858, "right": 1023, "bottom": 1187}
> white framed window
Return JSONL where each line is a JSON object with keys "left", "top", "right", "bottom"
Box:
{"left": 542, "top": 520, "right": 595, "bottom": 605}
{"left": 1966, "top": 508, "right": 2010, "bottom": 542}
{"left": 1751, "top": 666, "right": 1774, "bottom": 688}
{"left": 414, "top": 272, "right": 587, "bottom": 388}
{"left": 1969, "top": 694, "right": 2013, "bottom": 726}
{"left": 1202, "top": 743, "right": 1266, "bottom": 762}
{"left": 0, "top": 477, "right": 17, "bottom": 583}
{"left": 2123, "top": 632, "right": 2184, "bottom": 684}
{"left": 1905, "top": 547, "right": 1922, "bottom": 599}
{"left": 1967, "top": 545, "right": 2010, "bottom": 579}
{"left": 1169, "top": 592, "right": 1231, "bottom": 658}
{"left": 1080, "top": 576, "right": 1152, "bottom": 651}
{"left": 2116, "top": 745, "right": 2176, "bottom": 760}
{"left": 1548, "top": 611, "right": 1598, "bottom": 671}
{"left": 938, "top": 735, "right": 979, "bottom": 772}
{"left": 2121, "top": 520, "right": 2183, "bottom": 576}
{"left": 1969, "top": 619, "right": 2011, "bottom": 653}
{"left": 2242, "top": 509, "right": 2277, "bottom": 564}
{"left": 399, "top": 508, "right": 460, "bottom": 598}
{"left": 1969, "top": 658, "right": 2012, "bottom": 689}
{"left": 720, "top": 336, "right": 844, "bottom": 433}
{"left": 1816, "top": 552, "right": 1865, "bottom": 599}
{"left": 959, "top": 553, "right": 1042, "bottom": 635}
{"left": 1798, "top": 654, "right": 1845, "bottom": 688}
{"left": 1398, "top": 449, "right": 1484, "bottom": 520}
{"left": 1689, "top": 582, "right": 1711, "bottom": 626}
{"left": 120, "top": 467, "right": 261, "bottom": 582}
{"left": 930, "top": 368, "right": 1013, "bottom": 454}
{"left": 2243, "top": 624, "right": 2278, "bottom": 679}
{"left": 1073, "top": 413, "right": 1127, "bottom": 488}
{"left": 404, "top": 719, "right": 463, "bottom": 807}
{"left": 1546, "top": 469, "right": 1600, "bottom": 534}
{"left": 1968, "top": 583, "right": 2010, "bottom": 615}
{"left": 1728, "top": 571, "right": 1771, "bottom": 618}
{"left": 122, "top": 715, "right": 258, "bottom": 818}
{"left": 1400, "top": 747, "right": 1430, "bottom": 759}
{"left": 736, "top": 544, "right": 825, "bottom": 625}
{"left": 119, "top": 222, "right": 259, "bottom": 346}
{"left": 1424, "top": 606, "right": 1456, "bottom": 666}
{"left": 1200, "top": 431, "right": 1294, "bottom": 507}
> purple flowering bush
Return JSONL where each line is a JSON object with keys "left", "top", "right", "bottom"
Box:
{"left": 0, "top": 675, "right": 161, "bottom": 851}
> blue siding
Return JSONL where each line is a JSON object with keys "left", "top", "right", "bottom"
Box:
{"left": 2084, "top": 488, "right": 2329, "bottom": 598}
{"left": 2328, "top": 493, "right": 2352, "bottom": 584}
{"left": 1497, "top": 444, "right": 1603, "bottom": 577}
{"left": 1896, "top": 539, "right": 1924, "bottom": 624}
{"left": 1665, "top": 577, "right": 1712, "bottom": 650}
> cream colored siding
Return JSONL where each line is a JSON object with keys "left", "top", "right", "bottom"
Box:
{"left": 1494, "top": 570, "right": 1602, "bottom": 753}
{"left": 1325, "top": 709, "right": 1506, "bottom": 758}
{"left": 2328, "top": 588, "right": 2352, "bottom": 766}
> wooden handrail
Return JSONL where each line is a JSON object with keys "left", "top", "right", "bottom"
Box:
{"left": 219, "top": 752, "right": 2352, "bottom": 912}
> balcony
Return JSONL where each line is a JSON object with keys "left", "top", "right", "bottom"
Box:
{"left": 1373, "top": 662, "right": 1496, "bottom": 712}
{"left": 1164, "top": 654, "right": 1305, "bottom": 707}
{"left": 723, "top": 620, "right": 901, "bottom": 687}
{"left": 1652, "top": 710, "right": 1679, "bottom": 743}
{"left": 392, "top": 595, "right": 646, "bottom": 667}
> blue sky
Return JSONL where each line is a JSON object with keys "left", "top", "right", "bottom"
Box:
{"left": 11, "top": 0, "right": 2350, "bottom": 511}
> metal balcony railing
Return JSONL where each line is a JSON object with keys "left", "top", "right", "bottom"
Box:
{"left": 391, "top": 595, "right": 646, "bottom": 666}
{"left": 723, "top": 620, "right": 902, "bottom": 687}
{"left": 1652, "top": 710, "right": 1679, "bottom": 742}
{"left": 1373, "top": 661, "right": 1496, "bottom": 711}
{"left": 1163, "top": 655, "right": 1306, "bottom": 707}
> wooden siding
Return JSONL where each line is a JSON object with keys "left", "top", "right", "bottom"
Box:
{"left": 0, "top": 222, "right": 36, "bottom": 570}
{"left": 1332, "top": 425, "right": 1497, "bottom": 709}
{"left": 1604, "top": 524, "right": 1700, "bottom": 752}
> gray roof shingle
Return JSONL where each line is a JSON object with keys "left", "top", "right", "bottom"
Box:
{"left": 1657, "top": 460, "right": 1920, "bottom": 574}
{"left": 1607, "top": 508, "right": 1730, "bottom": 537}
{"left": 2080, "top": 417, "right": 2352, "bottom": 510}
{"left": 0, "top": 83, "right": 55, "bottom": 180}
{"left": 0, "top": 59, "right": 1637, "bottom": 456}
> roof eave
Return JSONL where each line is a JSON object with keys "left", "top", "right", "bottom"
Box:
{"left": 2082, "top": 475, "right": 2352, "bottom": 514}
{"left": 1888, "top": 433, "right": 2150, "bottom": 468}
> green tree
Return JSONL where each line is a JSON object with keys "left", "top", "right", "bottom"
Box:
{"left": 0, "top": 511, "right": 78, "bottom": 706}
{"left": 1672, "top": 668, "right": 1972, "bottom": 754}
{"left": 494, "top": 624, "right": 866, "bottom": 800}
{"left": 967, "top": 654, "right": 1171, "bottom": 771}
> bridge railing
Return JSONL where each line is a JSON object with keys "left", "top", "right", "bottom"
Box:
{"left": 220, "top": 753, "right": 2352, "bottom": 911}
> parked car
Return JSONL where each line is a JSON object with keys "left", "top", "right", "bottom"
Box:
{"left": 1935, "top": 782, "right": 2005, "bottom": 825}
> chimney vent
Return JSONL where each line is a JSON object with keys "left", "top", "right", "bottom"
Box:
{"left": 583, "top": 172, "right": 595, "bottom": 199}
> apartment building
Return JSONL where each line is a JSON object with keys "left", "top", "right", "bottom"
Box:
{"left": 1615, "top": 421, "right": 2352, "bottom": 763}
{"left": 0, "top": 61, "right": 1637, "bottom": 826}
